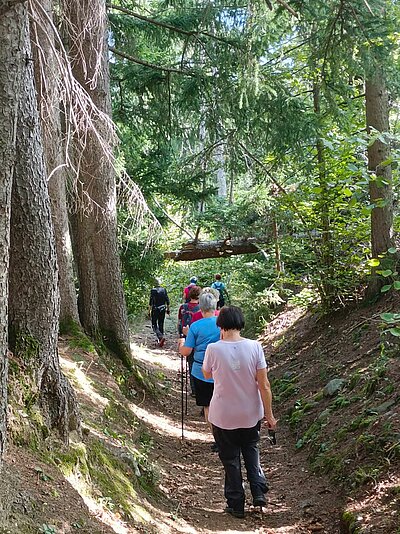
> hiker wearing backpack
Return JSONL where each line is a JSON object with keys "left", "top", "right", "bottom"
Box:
{"left": 178, "top": 291, "right": 220, "bottom": 451}
{"left": 177, "top": 285, "right": 201, "bottom": 396}
{"left": 182, "top": 276, "right": 198, "bottom": 303}
{"left": 149, "top": 278, "right": 170, "bottom": 347}
{"left": 211, "top": 274, "right": 228, "bottom": 309}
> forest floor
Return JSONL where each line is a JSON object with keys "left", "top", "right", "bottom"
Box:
{"left": 1, "top": 297, "right": 399, "bottom": 533}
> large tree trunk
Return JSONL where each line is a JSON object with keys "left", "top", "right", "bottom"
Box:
{"left": 0, "top": 0, "right": 27, "bottom": 465}
{"left": 8, "top": 11, "right": 79, "bottom": 441}
{"left": 65, "top": 0, "right": 131, "bottom": 367}
{"left": 365, "top": 71, "right": 394, "bottom": 297}
{"left": 31, "top": 0, "right": 80, "bottom": 327}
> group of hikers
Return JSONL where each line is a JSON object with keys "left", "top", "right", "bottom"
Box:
{"left": 148, "top": 275, "right": 277, "bottom": 519}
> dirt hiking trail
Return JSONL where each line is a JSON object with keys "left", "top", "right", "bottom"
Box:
{"left": 129, "top": 316, "right": 343, "bottom": 534}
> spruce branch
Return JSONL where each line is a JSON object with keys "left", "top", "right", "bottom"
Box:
{"left": 109, "top": 46, "right": 197, "bottom": 76}
{"left": 106, "top": 3, "right": 237, "bottom": 47}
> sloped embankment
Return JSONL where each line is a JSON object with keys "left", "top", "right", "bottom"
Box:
{"left": 261, "top": 295, "right": 400, "bottom": 533}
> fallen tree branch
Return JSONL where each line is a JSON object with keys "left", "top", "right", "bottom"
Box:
{"left": 165, "top": 237, "right": 270, "bottom": 261}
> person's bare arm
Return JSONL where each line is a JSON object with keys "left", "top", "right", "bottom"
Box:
{"left": 202, "top": 367, "right": 212, "bottom": 379}
{"left": 178, "top": 338, "right": 192, "bottom": 358}
{"left": 256, "top": 368, "right": 277, "bottom": 429}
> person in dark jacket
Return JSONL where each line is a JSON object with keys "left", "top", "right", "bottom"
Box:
{"left": 149, "top": 278, "right": 170, "bottom": 347}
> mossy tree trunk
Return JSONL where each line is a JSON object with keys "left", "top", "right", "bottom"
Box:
{"left": 8, "top": 10, "right": 80, "bottom": 441}
{"left": 64, "top": 0, "right": 131, "bottom": 367}
{"left": 0, "top": 0, "right": 27, "bottom": 465}
{"left": 31, "top": 0, "right": 80, "bottom": 328}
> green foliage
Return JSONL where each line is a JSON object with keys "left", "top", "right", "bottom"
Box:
{"left": 110, "top": 0, "right": 400, "bottom": 320}
{"left": 120, "top": 240, "right": 164, "bottom": 319}
{"left": 271, "top": 374, "right": 299, "bottom": 402}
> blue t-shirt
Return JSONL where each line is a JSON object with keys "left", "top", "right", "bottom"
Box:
{"left": 184, "top": 317, "right": 220, "bottom": 382}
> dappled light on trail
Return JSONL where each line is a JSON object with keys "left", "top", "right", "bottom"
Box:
{"left": 347, "top": 474, "right": 400, "bottom": 532}
{"left": 131, "top": 339, "right": 181, "bottom": 372}
{"left": 129, "top": 401, "right": 210, "bottom": 442}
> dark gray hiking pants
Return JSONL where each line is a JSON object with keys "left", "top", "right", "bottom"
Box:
{"left": 212, "top": 421, "right": 268, "bottom": 512}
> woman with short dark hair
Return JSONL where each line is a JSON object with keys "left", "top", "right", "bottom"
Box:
{"left": 202, "top": 305, "right": 277, "bottom": 518}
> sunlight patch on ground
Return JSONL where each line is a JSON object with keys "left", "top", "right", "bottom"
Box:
{"left": 65, "top": 472, "right": 131, "bottom": 534}
{"left": 348, "top": 474, "right": 400, "bottom": 527}
{"left": 130, "top": 341, "right": 180, "bottom": 372}
{"left": 60, "top": 355, "right": 109, "bottom": 409}
{"left": 129, "top": 402, "right": 210, "bottom": 442}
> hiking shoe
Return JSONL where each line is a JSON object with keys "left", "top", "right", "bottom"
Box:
{"left": 253, "top": 496, "right": 267, "bottom": 507}
{"left": 159, "top": 337, "right": 166, "bottom": 347}
{"left": 224, "top": 507, "right": 245, "bottom": 519}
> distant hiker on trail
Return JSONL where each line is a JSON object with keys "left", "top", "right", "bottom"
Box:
{"left": 182, "top": 276, "right": 198, "bottom": 303}
{"left": 211, "top": 274, "right": 228, "bottom": 309}
{"left": 178, "top": 291, "right": 220, "bottom": 451}
{"left": 177, "top": 285, "right": 201, "bottom": 396}
{"left": 149, "top": 278, "right": 170, "bottom": 347}
{"left": 202, "top": 305, "right": 277, "bottom": 519}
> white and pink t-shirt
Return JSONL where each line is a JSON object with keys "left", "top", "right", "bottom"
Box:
{"left": 203, "top": 338, "right": 267, "bottom": 430}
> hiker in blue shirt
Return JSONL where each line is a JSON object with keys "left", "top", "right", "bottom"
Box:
{"left": 211, "top": 274, "right": 228, "bottom": 309}
{"left": 178, "top": 292, "right": 220, "bottom": 451}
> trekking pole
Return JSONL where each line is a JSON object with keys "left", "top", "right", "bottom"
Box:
{"left": 180, "top": 354, "right": 184, "bottom": 440}
{"left": 185, "top": 358, "right": 189, "bottom": 416}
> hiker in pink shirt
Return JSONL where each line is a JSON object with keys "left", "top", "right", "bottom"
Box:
{"left": 202, "top": 305, "right": 277, "bottom": 519}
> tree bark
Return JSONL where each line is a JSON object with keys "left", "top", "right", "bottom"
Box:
{"left": 215, "top": 143, "right": 227, "bottom": 198}
{"left": 272, "top": 217, "right": 282, "bottom": 273}
{"left": 64, "top": 0, "right": 131, "bottom": 367}
{"left": 365, "top": 71, "right": 394, "bottom": 297}
{"left": 313, "top": 83, "right": 335, "bottom": 308}
{"left": 8, "top": 11, "right": 80, "bottom": 441}
{"left": 31, "top": 0, "right": 80, "bottom": 327}
{"left": 165, "top": 237, "right": 269, "bottom": 261}
{"left": 0, "top": 0, "right": 26, "bottom": 465}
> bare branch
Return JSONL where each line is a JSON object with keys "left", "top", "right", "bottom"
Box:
{"left": 362, "top": 0, "right": 374, "bottom": 15}
{"left": 275, "top": 0, "right": 298, "bottom": 18}
{"left": 29, "top": 0, "right": 158, "bottom": 244}
{"left": 109, "top": 46, "right": 197, "bottom": 77}
{"left": 117, "top": 172, "right": 160, "bottom": 251}
{"left": 151, "top": 195, "right": 195, "bottom": 240}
